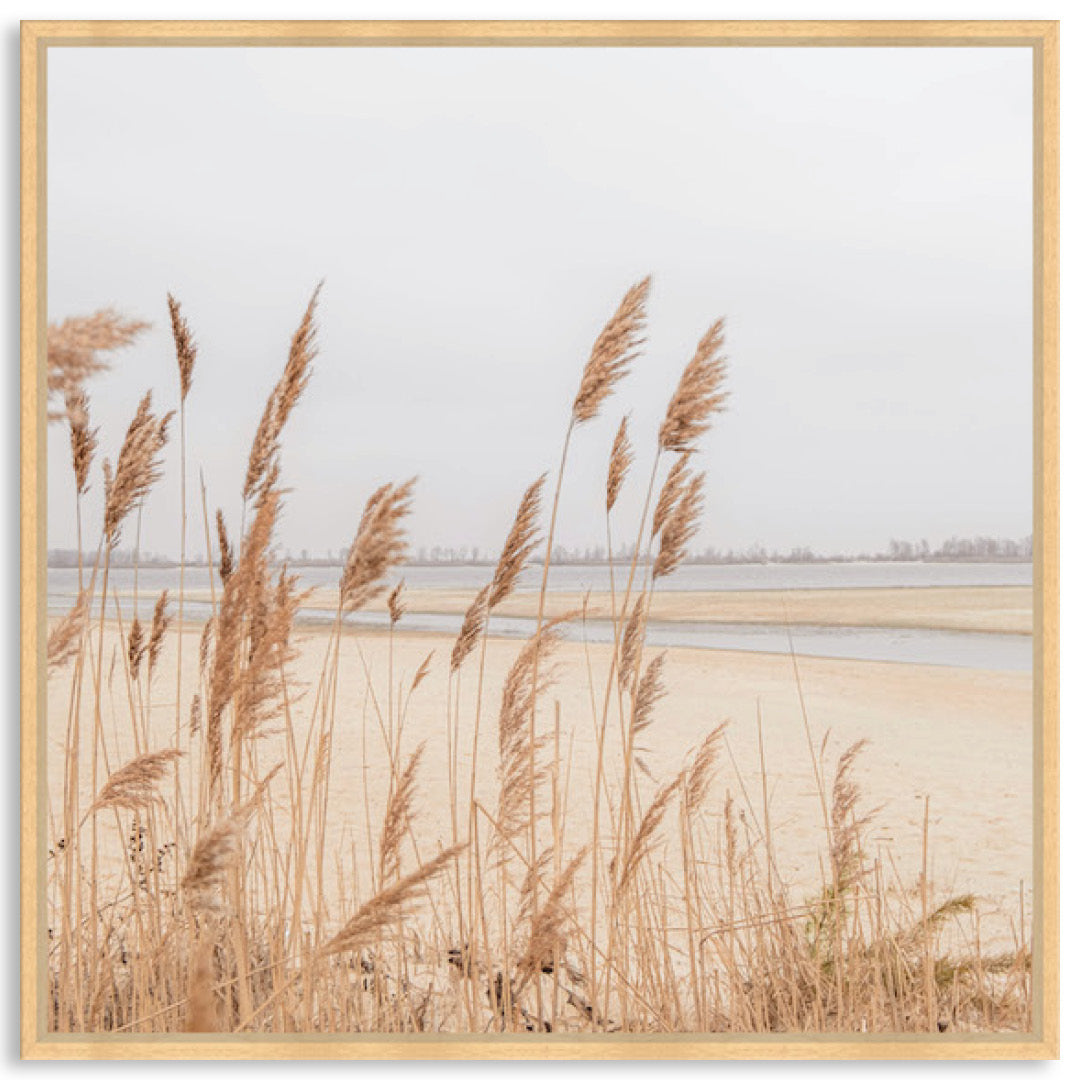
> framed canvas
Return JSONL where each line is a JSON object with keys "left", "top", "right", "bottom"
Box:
{"left": 20, "top": 19, "right": 1059, "bottom": 1060}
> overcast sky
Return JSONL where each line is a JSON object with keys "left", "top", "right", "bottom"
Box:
{"left": 46, "top": 45, "right": 1033, "bottom": 560}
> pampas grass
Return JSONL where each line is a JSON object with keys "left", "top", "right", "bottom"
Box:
{"left": 90, "top": 748, "right": 182, "bottom": 815}
{"left": 387, "top": 580, "right": 406, "bottom": 627}
{"left": 126, "top": 616, "right": 146, "bottom": 680}
{"left": 44, "top": 283, "right": 1031, "bottom": 1037}
{"left": 320, "top": 844, "right": 466, "bottom": 957}
{"left": 47, "top": 309, "right": 149, "bottom": 422}
{"left": 215, "top": 509, "right": 234, "bottom": 582}
{"left": 47, "top": 591, "right": 86, "bottom": 671}
{"left": 451, "top": 585, "right": 490, "bottom": 673}
{"left": 652, "top": 450, "right": 692, "bottom": 539}
{"left": 572, "top": 277, "right": 650, "bottom": 425}
{"left": 606, "top": 415, "right": 633, "bottom": 513}
{"left": 147, "top": 590, "right": 171, "bottom": 678}
{"left": 103, "top": 392, "right": 173, "bottom": 547}
{"left": 167, "top": 294, "right": 196, "bottom": 403}
{"left": 490, "top": 476, "right": 545, "bottom": 608}
{"left": 658, "top": 318, "right": 729, "bottom": 453}
{"left": 182, "top": 813, "right": 244, "bottom": 916}
{"left": 653, "top": 471, "right": 706, "bottom": 580}
{"left": 243, "top": 285, "right": 321, "bottom": 504}
{"left": 66, "top": 389, "right": 97, "bottom": 496}
{"left": 618, "top": 595, "right": 646, "bottom": 692}
{"left": 378, "top": 743, "right": 424, "bottom": 886}
{"left": 341, "top": 480, "right": 416, "bottom": 614}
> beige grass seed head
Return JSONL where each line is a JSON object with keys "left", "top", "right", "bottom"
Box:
{"left": 90, "top": 747, "right": 182, "bottom": 816}
{"left": 652, "top": 471, "right": 705, "bottom": 580}
{"left": 47, "top": 591, "right": 87, "bottom": 673}
{"left": 606, "top": 415, "right": 633, "bottom": 513}
{"left": 451, "top": 585, "right": 490, "bottom": 673}
{"left": 103, "top": 391, "right": 173, "bottom": 548}
{"left": 47, "top": 309, "right": 149, "bottom": 422}
{"left": 167, "top": 293, "right": 197, "bottom": 402}
{"left": 572, "top": 276, "right": 650, "bottom": 425}
{"left": 340, "top": 478, "right": 416, "bottom": 614}
{"left": 65, "top": 389, "right": 98, "bottom": 496}
{"left": 490, "top": 475, "right": 545, "bottom": 609}
{"left": 658, "top": 317, "right": 729, "bottom": 452}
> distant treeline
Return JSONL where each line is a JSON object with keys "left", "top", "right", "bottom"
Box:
{"left": 48, "top": 533, "right": 1033, "bottom": 569}
{"left": 545, "top": 534, "right": 1033, "bottom": 566}
{"left": 47, "top": 549, "right": 180, "bottom": 569}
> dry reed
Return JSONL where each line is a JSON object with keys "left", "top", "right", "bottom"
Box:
{"left": 147, "top": 590, "right": 171, "bottom": 678}
{"left": 378, "top": 744, "right": 424, "bottom": 884}
{"left": 242, "top": 285, "right": 321, "bottom": 503}
{"left": 126, "top": 617, "right": 145, "bottom": 681}
{"left": 182, "top": 814, "right": 244, "bottom": 916}
{"left": 47, "top": 309, "right": 149, "bottom": 422}
{"left": 320, "top": 844, "right": 465, "bottom": 956}
{"left": 47, "top": 591, "right": 86, "bottom": 671}
{"left": 167, "top": 294, "right": 196, "bottom": 402}
{"left": 653, "top": 471, "right": 706, "bottom": 580}
{"left": 606, "top": 415, "right": 633, "bottom": 513}
{"left": 572, "top": 277, "right": 650, "bottom": 425}
{"left": 490, "top": 476, "right": 545, "bottom": 608}
{"left": 90, "top": 748, "right": 182, "bottom": 815}
{"left": 65, "top": 389, "right": 97, "bottom": 495}
{"left": 658, "top": 319, "right": 729, "bottom": 452}
{"left": 215, "top": 510, "right": 234, "bottom": 582}
{"left": 103, "top": 392, "right": 173, "bottom": 547}
{"left": 451, "top": 585, "right": 490, "bottom": 673}
{"left": 341, "top": 480, "right": 416, "bottom": 614}
{"left": 651, "top": 450, "right": 692, "bottom": 539}
{"left": 44, "top": 284, "right": 1030, "bottom": 1038}
{"left": 387, "top": 580, "right": 406, "bottom": 627}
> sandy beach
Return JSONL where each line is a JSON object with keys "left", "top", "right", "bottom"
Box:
{"left": 48, "top": 604, "right": 1034, "bottom": 941}
{"left": 324, "top": 626, "right": 1034, "bottom": 921}
{"left": 171, "top": 583, "right": 1033, "bottom": 635}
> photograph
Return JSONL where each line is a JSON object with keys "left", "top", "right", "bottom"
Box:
{"left": 21, "top": 19, "right": 1059, "bottom": 1059}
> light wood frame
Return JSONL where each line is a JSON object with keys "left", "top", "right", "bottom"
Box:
{"left": 20, "top": 19, "right": 1059, "bottom": 1060}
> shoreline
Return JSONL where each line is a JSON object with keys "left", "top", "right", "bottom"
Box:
{"left": 87, "top": 583, "right": 1033, "bottom": 636}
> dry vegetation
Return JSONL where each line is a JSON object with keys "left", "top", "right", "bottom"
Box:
{"left": 45, "top": 283, "right": 1031, "bottom": 1035}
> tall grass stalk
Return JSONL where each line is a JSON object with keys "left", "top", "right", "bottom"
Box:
{"left": 44, "top": 286, "right": 1031, "bottom": 1035}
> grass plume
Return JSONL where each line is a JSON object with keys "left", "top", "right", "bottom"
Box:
{"left": 89, "top": 748, "right": 182, "bottom": 815}
{"left": 606, "top": 415, "right": 633, "bottom": 513}
{"left": 44, "top": 282, "right": 1029, "bottom": 1038}
{"left": 658, "top": 319, "right": 728, "bottom": 453}
{"left": 167, "top": 294, "right": 197, "bottom": 403}
{"left": 490, "top": 475, "right": 545, "bottom": 608}
{"left": 47, "top": 309, "right": 149, "bottom": 422}
{"left": 572, "top": 277, "right": 650, "bottom": 425}
{"left": 103, "top": 392, "right": 173, "bottom": 548}
{"left": 340, "top": 479, "right": 416, "bottom": 614}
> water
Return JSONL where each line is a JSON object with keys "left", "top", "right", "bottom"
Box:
{"left": 327, "top": 608, "right": 1031, "bottom": 672}
{"left": 46, "top": 562, "right": 1032, "bottom": 672}
{"left": 47, "top": 559, "right": 1032, "bottom": 597}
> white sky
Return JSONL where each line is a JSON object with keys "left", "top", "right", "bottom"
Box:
{"left": 46, "top": 45, "right": 1033, "bottom": 559}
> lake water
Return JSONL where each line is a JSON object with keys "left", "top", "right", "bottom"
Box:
{"left": 46, "top": 561, "right": 1032, "bottom": 672}
{"left": 48, "top": 558, "right": 1032, "bottom": 597}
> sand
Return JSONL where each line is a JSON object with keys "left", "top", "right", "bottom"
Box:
{"left": 175, "top": 584, "right": 1033, "bottom": 634}
{"left": 46, "top": 611, "right": 1035, "bottom": 946}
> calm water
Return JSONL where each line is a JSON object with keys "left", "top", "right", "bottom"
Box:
{"left": 48, "top": 559, "right": 1032, "bottom": 597}
{"left": 46, "top": 562, "right": 1032, "bottom": 672}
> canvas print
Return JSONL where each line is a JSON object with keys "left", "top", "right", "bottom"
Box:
{"left": 40, "top": 41, "right": 1040, "bottom": 1040}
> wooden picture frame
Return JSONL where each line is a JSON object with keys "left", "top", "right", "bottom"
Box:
{"left": 21, "top": 19, "right": 1059, "bottom": 1060}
